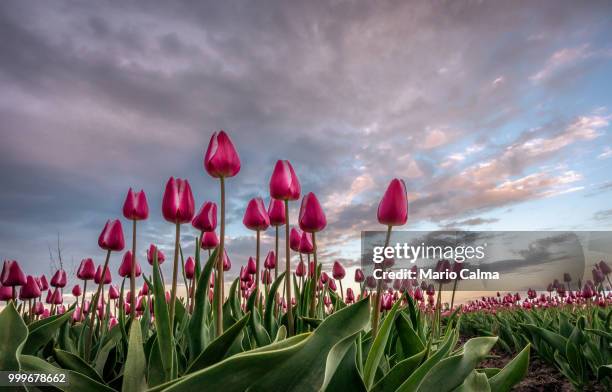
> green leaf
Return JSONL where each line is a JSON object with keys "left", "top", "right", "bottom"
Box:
{"left": 416, "top": 337, "right": 498, "bottom": 392}
{"left": 454, "top": 370, "right": 491, "bottom": 392}
{"left": 247, "top": 288, "right": 271, "bottom": 347}
{"left": 321, "top": 332, "right": 366, "bottom": 392}
{"left": 488, "top": 344, "right": 530, "bottom": 392}
{"left": 396, "top": 312, "right": 425, "bottom": 359}
{"left": 22, "top": 308, "right": 74, "bottom": 355}
{"left": 370, "top": 350, "right": 426, "bottom": 392}
{"left": 265, "top": 271, "right": 286, "bottom": 333}
{"left": 188, "top": 249, "right": 217, "bottom": 360}
{"left": 0, "top": 302, "right": 27, "bottom": 370}
{"left": 122, "top": 319, "right": 147, "bottom": 391}
{"left": 20, "top": 354, "right": 115, "bottom": 392}
{"left": 363, "top": 296, "right": 402, "bottom": 388}
{"left": 163, "top": 297, "right": 371, "bottom": 392}
{"left": 94, "top": 325, "right": 121, "bottom": 376}
{"left": 55, "top": 349, "right": 103, "bottom": 383}
{"left": 186, "top": 312, "right": 250, "bottom": 373}
{"left": 274, "top": 325, "right": 287, "bottom": 342}
{"left": 520, "top": 324, "right": 567, "bottom": 356}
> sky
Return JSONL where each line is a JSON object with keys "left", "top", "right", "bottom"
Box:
{"left": 1, "top": 0, "right": 612, "bottom": 290}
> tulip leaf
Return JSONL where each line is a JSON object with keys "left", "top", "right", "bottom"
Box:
{"left": 321, "top": 332, "right": 366, "bottom": 391}
{"left": 274, "top": 325, "right": 287, "bottom": 342}
{"left": 122, "top": 319, "right": 147, "bottom": 391}
{"left": 94, "top": 325, "right": 122, "bottom": 375}
{"left": 370, "top": 349, "right": 427, "bottom": 392}
{"left": 363, "top": 295, "right": 402, "bottom": 388}
{"left": 415, "top": 337, "right": 498, "bottom": 392}
{"left": 0, "top": 302, "right": 28, "bottom": 370}
{"left": 54, "top": 349, "right": 103, "bottom": 383}
{"left": 247, "top": 288, "right": 271, "bottom": 347}
{"left": 186, "top": 312, "right": 250, "bottom": 373}
{"left": 454, "top": 370, "right": 491, "bottom": 392}
{"left": 20, "top": 354, "right": 115, "bottom": 392}
{"left": 488, "top": 344, "right": 530, "bottom": 392}
{"left": 149, "top": 253, "right": 175, "bottom": 381}
{"left": 265, "top": 271, "right": 286, "bottom": 333}
{"left": 163, "top": 297, "right": 370, "bottom": 392}
{"left": 396, "top": 312, "right": 425, "bottom": 359}
{"left": 188, "top": 249, "right": 216, "bottom": 361}
{"left": 23, "top": 308, "right": 74, "bottom": 355}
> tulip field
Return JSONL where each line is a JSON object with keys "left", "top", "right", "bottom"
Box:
{"left": 0, "top": 130, "right": 611, "bottom": 391}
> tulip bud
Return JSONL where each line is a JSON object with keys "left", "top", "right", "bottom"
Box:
{"left": 268, "top": 199, "right": 286, "bottom": 226}
{"left": 328, "top": 278, "right": 337, "bottom": 291}
{"left": 162, "top": 177, "right": 195, "bottom": 224}
{"left": 109, "top": 317, "right": 119, "bottom": 329}
{"left": 222, "top": 250, "right": 231, "bottom": 271}
{"left": 243, "top": 197, "right": 270, "bottom": 231}
{"left": 365, "top": 276, "right": 377, "bottom": 289}
{"left": 269, "top": 160, "right": 301, "bottom": 201}
{"left": 332, "top": 261, "right": 345, "bottom": 280}
{"left": 122, "top": 188, "right": 149, "bottom": 220}
{"left": 38, "top": 275, "right": 49, "bottom": 291}
{"left": 204, "top": 130, "right": 241, "bottom": 178}
{"left": 1, "top": 260, "right": 26, "bottom": 286}
{"left": 19, "top": 276, "right": 41, "bottom": 299}
{"left": 354, "top": 268, "right": 365, "bottom": 283}
{"left": 71, "top": 284, "right": 81, "bottom": 297}
{"left": 185, "top": 257, "right": 195, "bottom": 280}
{"left": 298, "top": 193, "right": 326, "bottom": 233}
{"left": 98, "top": 220, "right": 125, "bottom": 251}
{"left": 264, "top": 251, "right": 276, "bottom": 270}
{"left": 50, "top": 269, "right": 67, "bottom": 288}
{"left": 109, "top": 285, "right": 119, "bottom": 300}
{"left": 246, "top": 257, "right": 257, "bottom": 274}
{"left": 192, "top": 201, "right": 217, "bottom": 232}
{"left": 51, "top": 288, "right": 63, "bottom": 304}
{"left": 119, "top": 251, "right": 142, "bottom": 278}
{"left": 346, "top": 288, "right": 355, "bottom": 303}
{"left": 295, "top": 261, "right": 306, "bottom": 277}
{"left": 200, "top": 231, "right": 219, "bottom": 250}
{"left": 77, "top": 258, "right": 95, "bottom": 280}
{"left": 289, "top": 228, "right": 302, "bottom": 252}
{"left": 147, "top": 244, "right": 166, "bottom": 265}
{"left": 95, "top": 265, "right": 112, "bottom": 285}
{"left": 599, "top": 260, "right": 611, "bottom": 275}
{"left": 377, "top": 179, "right": 408, "bottom": 226}
{"left": 299, "top": 232, "right": 314, "bottom": 254}
{"left": 240, "top": 266, "right": 250, "bottom": 282}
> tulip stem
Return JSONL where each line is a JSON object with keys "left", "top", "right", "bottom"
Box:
{"left": 309, "top": 233, "right": 319, "bottom": 317}
{"left": 339, "top": 279, "right": 344, "bottom": 302}
{"left": 372, "top": 225, "right": 392, "bottom": 337}
{"left": 130, "top": 219, "right": 137, "bottom": 320}
{"left": 85, "top": 249, "right": 111, "bottom": 362}
{"left": 80, "top": 280, "right": 88, "bottom": 321}
{"left": 275, "top": 226, "right": 279, "bottom": 280}
{"left": 169, "top": 222, "right": 181, "bottom": 330}
{"left": 255, "top": 229, "right": 261, "bottom": 306}
{"left": 215, "top": 177, "right": 226, "bottom": 337}
{"left": 284, "top": 199, "right": 293, "bottom": 336}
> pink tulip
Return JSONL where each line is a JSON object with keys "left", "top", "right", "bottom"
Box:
{"left": 328, "top": 278, "right": 337, "bottom": 291}
{"left": 162, "top": 177, "right": 195, "bottom": 224}
{"left": 119, "top": 251, "right": 142, "bottom": 277}
{"left": 19, "top": 276, "right": 41, "bottom": 299}
{"left": 98, "top": 220, "right": 125, "bottom": 251}
{"left": 346, "top": 288, "right": 355, "bottom": 303}
{"left": 332, "top": 261, "right": 345, "bottom": 280}
{"left": 222, "top": 250, "right": 231, "bottom": 271}
{"left": 1, "top": 260, "right": 26, "bottom": 286}
{"left": 299, "top": 232, "right": 314, "bottom": 254}
{"left": 262, "top": 269, "right": 272, "bottom": 284}
{"left": 243, "top": 197, "right": 270, "bottom": 231}
{"left": 50, "top": 269, "right": 67, "bottom": 288}
{"left": 298, "top": 193, "right": 326, "bottom": 233}
{"left": 77, "top": 259, "right": 95, "bottom": 280}
{"left": 240, "top": 267, "right": 250, "bottom": 282}
{"left": 264, "top": 251, "right": 276, "bottom": 270}
{"left": 599, "top": 260, "right": 611, "bottom": 275}
{"left": 200, "top": 231, "right": 219, "bottom": 250}
{"left": 377, "top": 179, "right": 408, "bottom": 226}
{"left": 269, "top": 160, "right": 301, "bottom": 200}
{"left": 139, "top": 283, "right": 149, "bottom": 296}
{"left": 204, "top": 130, "right": 241, "bottom": 178}
{"left": 122, "top": 188, "right": 149, "bottom": 220}
{"left": 320, "top": 272, "right": 329, "bottom": 284}
{"left": 246, "top": 257, "right": 257, "bottom": 274}
{"left": 72, "top": 284, "right": 81, "bottom": 297}
{"left": 41, "top": 309, "right": 50, "bottom": 318}
{"left": 72, "top": 308, "right": 83, "bottom": 322}
{"left": 268, "top": 199, "right": 286, "bottom": 226}
{"left": 185, "top": 257, "right": 195, "bottom": 280}
{"left": 38, "top": 275, "right": 49, "bottom": 290}
{"left": 290, "top": 228, "right": 302, "bottom": 252}
{"left": 147, "top": 244, "right": 166, "bottom": 265}
{"left": 109, "top": 317, "right": 118, "bottom": 329}
{"left": 0, "top": 285, "right": 14, "bottom": 301}
{"left": 295, "top": 261, "right": 306, "bottom": 277}
{"left": 192, "top": 201, "right": 217, "bottom": 232}
{"left": 355, "top": 269, "right": 365, "bottom": 283}
{"left": 109, "top": 285, "right": 119, "bottom": 300}
{"left": 95, "top": 265, "right": 112, "bottom": 284}
{"left": 51, "top": 288, "right": 63, "bottom": 305}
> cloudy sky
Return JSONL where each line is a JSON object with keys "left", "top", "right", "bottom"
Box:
{"left": 1, "top": 0, "right": 611, "bottom": 287}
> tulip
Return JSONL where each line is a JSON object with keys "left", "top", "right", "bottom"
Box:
{"left": 94, "top": 265, "right": 112, "bottom": 285}
{"left": 205, "top": 130, "right": 241, "bottom": 336}
{"left": 51, "top": 288, "right": 63, "bottom": 305}
{"left": 87, "top": 219, "right": 124, "bottom": 360}
{"left": 264, "top": 251, "right": 276, "bottom": 271}
{"left": 147, "top": 244, "right": 166, "bottom": 265}
{"left": 355, "top": 268, "right": 365, "bottom": 283}
{"left": 246, "top": 257, "right": 257, "bottom": 275}
{"left": 0, "top": 285, "right": 15, "bottom": 301}
{"left": 243, "top": 197, "right": 270, "bottom": 304}
{"left": 289, "top": 228, "right": 302, "bottom": 252}
{"left": 45, "top": 289, "right": 53, "bottom": 304}
{"left": 119, "top": 251, "right": 142, "bottom": 278}
{"left": 332, "top": 261, "right": 346, "bottom": 300}
{"left": 599, "top": 261, "right": 612, "bottom": 290}
{"left": 240, "top": 266, "right": 250, "bottom": 282}
{"left": 72, "top": 284, "right": 81, "bottom": 297}
{"left": 185, "top": 256, "right": 196, "bottom": 312}
{"left": 77, "top": 259, "right": 95, "bottom": 280}
{"left": 222, "top": 250, "right": 231, "bottom": 271}
{"left": 109, "top": 317, "right": 118, "bottom": 329}
{"left": 185, "top": 257, "right": 195, "bottom": 280}
{"left": 1, "top": 260, "right": 27, "bottom": 289}
{"left": 123, "top": 188, "right": 149, "bottom": 319}
{"left": 372, "top": 178, "right": 408, "bottom": 337}
{"left": 162, "top": 177, "right": 195, "bottom": 327}
{"left": 109, "top": 285, "right": 119, "bottom": 300}
{"left": 20, "top": 276, "right": 41, "bottom": 300}
{"left": 268, "top": 199, "right": 286, "bottom": 279}
{"left": 346, "top": 288, "right": 355, "bottom": 303}
{"left": 299, "top": 232, "right": 314, "bottom": 254}
{"left": 296, "top": 261, "right": 306, "bottom": 277}
{"left": 200, "top": 231, "right": 219, "bottom": 252}
{"left": 192, "top": 201, "right": 217, "bottom": 232}
{"left": 38, "top": 275, "right": 49, "bottom": 291}
{"left": 50, "top": 269, "right": 67, "bottom": 288}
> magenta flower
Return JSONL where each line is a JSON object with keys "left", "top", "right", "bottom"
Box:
{"left": 204, "top": 130, "right": 241, "bottom": 178}
{"left": 77, "top": 259, "right": 95, "bottom": 280}
{"left": 1, "top": 260, "right": 26, "bottom": 286}
{"left": 268, "top": 198, "right": 286, "bottom": 226}
{"left": 50, "top": 269, "right": 67, "bottom": 288}
{"left": 200, "top": 231, "right": 219, "bottom": 250}
{"left": 98, "top": 220, "right": 125, "bottom": 251}
{"left": 377, "top": 178, "right": 408, "bottom": 226}
{"left": 122, "top": 188, "right": 149, "bottom": 220}
{"left": 298, "top": 192, "right": 326, "bottom": 233}
{"left": 243, "top": 197, "right": 270, "bottom": 231}
{"left": 192, "top": 201, "right": 217, "bottom": 232}
{"left": 269, "top": 160, "right": 301, "bottom": 200}
{"left": 162, "top": 177, "right": 195, "bottom": 224}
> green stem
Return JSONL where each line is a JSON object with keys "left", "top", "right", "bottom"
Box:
{"left": 85, "top": 249, "right": 111, "bottom": 361}
{"left": 130, "top": 219, "right": 137, "bottom": 320}
{"left": 284, "top": 199, "right": 293, "bottom": 336}
{"left": 80, "top": 280, "right": 87, "bottom": 321}
{"left": 169, "top": 221, "right": 181, "bottom": 329}
{"left": 275, "top": 226, "right": 279, "bottom": 280}
{"left": 371, "top": 225, "right": 392, "bottom": 337}
{"left": 309, "top": 234, "right": 318, "bottom": 317}
{"left": 256, "top": 229, "right": 261, "bottom": 306}
{"left": 216, "top": 177, "right": 226, "bottom": 336}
